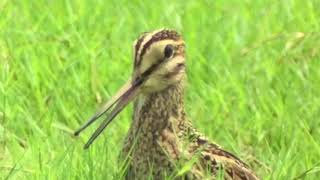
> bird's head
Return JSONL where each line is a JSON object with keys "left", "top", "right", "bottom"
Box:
{"left": 132, "top": 29, "right": 186, "bottom": 93}
{"left": 74, "top": 29, "right": 186, "bottom": 148}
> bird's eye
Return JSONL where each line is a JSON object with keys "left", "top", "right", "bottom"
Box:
{"left": 164, "top": 44, "right": 174, "bottom": 58}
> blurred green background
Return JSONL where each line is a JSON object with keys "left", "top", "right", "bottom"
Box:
{"left": 1, "top": 0, "right": 320, "bottom": 179}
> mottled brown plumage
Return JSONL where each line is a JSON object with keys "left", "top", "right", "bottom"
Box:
{"left": 75, "top": 29, "right": 259, "bottom": 179}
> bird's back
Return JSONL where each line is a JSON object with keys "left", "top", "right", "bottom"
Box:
{"left": 120, "top": 106, "right": 259, "bottom": 179}
{"left": 177, "top": 120, "right": 259, "bottom": 180}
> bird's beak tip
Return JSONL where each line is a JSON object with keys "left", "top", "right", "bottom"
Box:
{"left": 83, "top": 144, "right": 90, "bottom": 150}
{"left": 74, "top": 131, "right": 80, "bottom": 136}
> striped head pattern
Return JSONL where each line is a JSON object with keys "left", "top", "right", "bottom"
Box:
{"left": 75, "top": 29, "right": 186, "bottom": 148}
{"left": 131, "top": 29, "right": 186, "bottom": 93}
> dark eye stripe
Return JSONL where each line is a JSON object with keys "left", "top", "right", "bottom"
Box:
{"left": 136, "top": 30, "right": 180, "bottom": 67}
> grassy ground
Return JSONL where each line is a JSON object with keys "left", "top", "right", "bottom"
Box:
{"left": 1, "top": 0, "right": 320, "bottom": 179}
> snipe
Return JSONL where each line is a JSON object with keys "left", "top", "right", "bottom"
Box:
{"left": 75, "top": 29, "right": 259, "bottom": 180}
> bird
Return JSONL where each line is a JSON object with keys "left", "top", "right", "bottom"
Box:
{"left": 74, "top": 29, "right": 259, "bottom": 180}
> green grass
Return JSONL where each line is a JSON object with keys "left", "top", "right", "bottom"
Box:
{"left": 1, "top": 0, "right": 320, "bottom": 179}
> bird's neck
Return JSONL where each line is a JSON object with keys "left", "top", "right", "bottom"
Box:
{"left": 120, "top": 81, "right": 188, "bottom": 177}
{"left": 132, "top": 81, "right": 187, "bottom": 134}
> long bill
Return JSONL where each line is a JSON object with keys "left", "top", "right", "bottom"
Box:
{"left": 74, "top": 78, "right": 143, "bottom": 149}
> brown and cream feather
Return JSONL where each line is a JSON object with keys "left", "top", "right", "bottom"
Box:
{"left": 75, "top": 29, "right": 259, "bottom": 180}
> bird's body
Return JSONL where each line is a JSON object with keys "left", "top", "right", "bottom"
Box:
{"left": 121, "top": 81, "right": 257, "bottom": 179}
{"left": 75, "top": 29, "right": 259, "bottom": 179}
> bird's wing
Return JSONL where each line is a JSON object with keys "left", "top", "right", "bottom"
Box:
{"left": 179, "top": 121, "right": 259, "bottom": 180}
{"left": 195, "top": 138, "right": 259, "bottom": 180}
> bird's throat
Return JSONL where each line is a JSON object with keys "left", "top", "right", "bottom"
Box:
{"left": 137, "top": 82, "right": 185, "bottom": 131}
{"left": 132, "top": 81, "right": 186, "bottom": 137}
